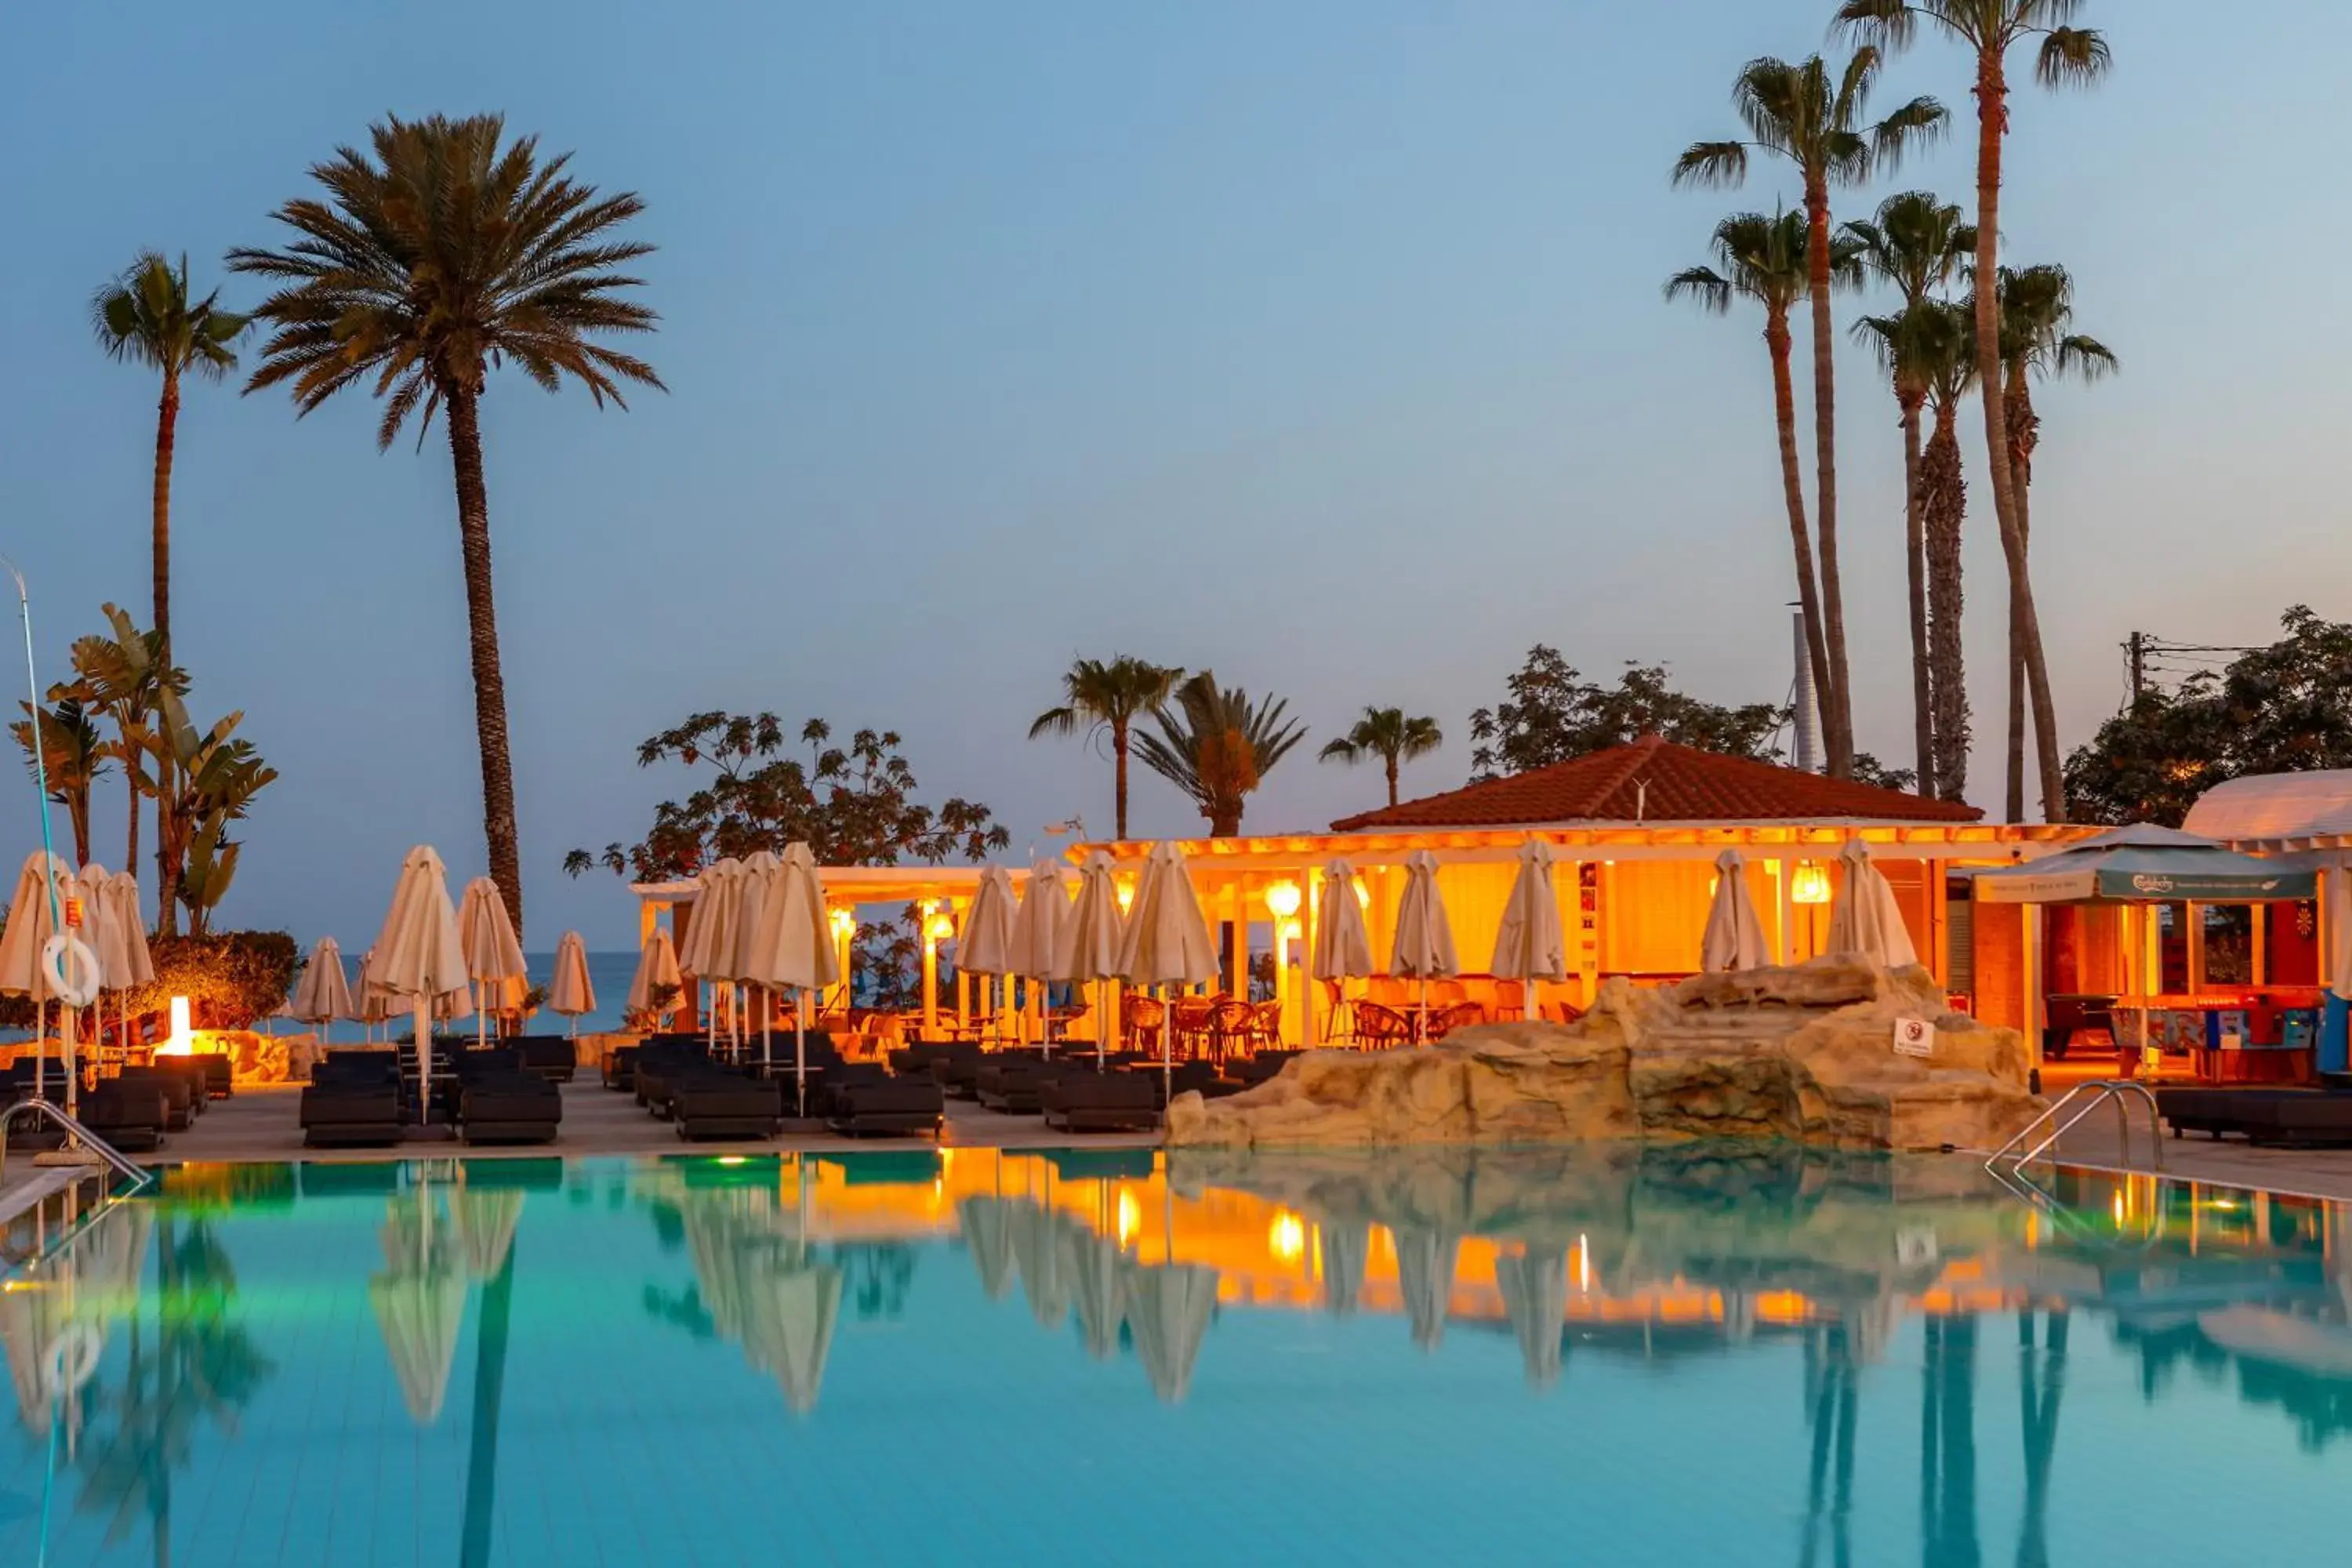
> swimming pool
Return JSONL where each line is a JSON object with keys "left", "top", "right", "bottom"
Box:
{"left": 4, "top": 1144, "right": 2347, "bottom": 1566}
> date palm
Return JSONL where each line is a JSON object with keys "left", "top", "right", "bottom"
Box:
{"left": 1854, "top": 297, "right": 1977, "bottom": 801}
{"left": 1844, "top": 193, "right": 1974, "bottom": 794}
{"left": 1029, "top": 656, "right": 1182, "bottom": 840}
{"left": 1837, "top": 0, "right": 2112, "bottom": 822}
{"left": 1675, "top": 54, "right": 1944, "bottom": 778}
{"left": 1134, "top": 671, "right": 1306, "bottom": 837}
{"left": 1988, "top": 262, "right": 2115, "bottom": 818}
{"left": 1665, "top": 210, "right": 1863, "bottom": 747}
{"left": 69, "top": 606, "right": 176, "bottom": 885}
{"left": 1319, "top": 707, "right": 1443, "bottom": 808}
{"left": 231, "top": 114, "right": 662, "bottom": 936}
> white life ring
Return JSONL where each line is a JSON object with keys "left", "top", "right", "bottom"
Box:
{"left": 40, "top": 934, "right": 101, "bottom": 1007}
{"left": 42, "top": 1323, "right": 102, "bottom": 1399}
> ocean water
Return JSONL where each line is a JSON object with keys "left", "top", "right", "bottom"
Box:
{"left": 3, "top": 1144, "right": 2347, "bottom": 1566}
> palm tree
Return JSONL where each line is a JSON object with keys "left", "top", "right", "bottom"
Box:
{"left": 230, "top": 114, "right": 662, "bottom": 937}
{"left": 1319, "top": 707, "right": 1443, "bottom": 808}
{"left": 1664, "top": 209, "right": 1864, "bottom": 749}
{"left": 1845, "top": 193, "right": 1976, "bottom": 794}
{"left": 10, "top": 691, "right": 109, "bottom": 867}
{"left": 1990, "top": 262, "right": 2116, "bottom": 818}
{"left": 1675, "top": 54, "right": 1945, "bottom": 778}
{"left": 1134, "top": 671, "right": 1306, "bottom": 837}
{"left": 1837, "top": 0, "right": 2113, "bottom": 822}
{"left": 1028, "top": 656, "right": 1182, "bottom": 840}
{"left": 90, "top": 253, "right": 252, "bottom": 661}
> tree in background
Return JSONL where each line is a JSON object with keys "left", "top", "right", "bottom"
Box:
{"left": 1468, "top": 648, "right": 1788, "bottom": 779}
{"left": 1665, "top": 208, "right": 1861, "bottom": 768}
{"left": 10, "top": 693, "right": 107, "bottom": 866}
{"left": 1844, "top": 191, "right": 1976, "bottom": 795}
{"left": 1319, "top": 707, "right": 1443, "bottom": 808}
{"left": 1028, "top": 656, "right": 1182, "bottom": 840}
{"left": 1134, "top": 672, "right": 1307, "bottom": 837}
{"left": 1991, "top": 261, "right": 2116, "bottom": 818}
{"left": 567, "top": 713, "right": 1008, "bottom": 883}
{"left": 1838, "top": 0, "right": 2112, "bottom": 821}
{"left": 234, "top": 113, "right": 665, "bottom": 939}
{"left": 2065, "top": 608, "right": 2352, "bottom": 826}
{"left": 1675, "top": 53, "right": 1945, "bottom": 778}
{"left": 90, "top": 252, "right": 250, "bottom": 930}
{"left": 1914, "top": 299, "right": 1980, "bottom": 804}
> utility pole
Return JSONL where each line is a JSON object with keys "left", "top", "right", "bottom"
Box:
{"left": 2126, "top": 632, "right": 2147, "bottom": 705}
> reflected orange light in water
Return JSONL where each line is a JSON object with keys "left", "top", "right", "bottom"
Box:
{"left": 1117, "top": 1192, "right": 1141, "bottom": 1245}
{"left": 1269, "top": 1211, "right": 1306, "bottom": 1264}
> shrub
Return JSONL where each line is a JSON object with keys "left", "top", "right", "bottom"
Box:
{"left": 129, "top": 931, "right": 300, "bottom": 1031}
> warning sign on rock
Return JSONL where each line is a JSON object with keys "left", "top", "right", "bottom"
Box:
{"left": 1891, "top": 1017, "right": 1934, "bottom": 1058}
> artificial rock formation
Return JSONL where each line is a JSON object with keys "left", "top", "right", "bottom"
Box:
{"left": 1165, "top": 958, "right": 2041, "bottom": 1153}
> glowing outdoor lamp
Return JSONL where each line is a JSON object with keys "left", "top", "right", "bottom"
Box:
{"left": 1115, "top": 879, "right": 1135, "bottom": 914}
{"left": 926, "top": 911, "right": 956, "bottom": 942}
{"left": 829, "top": 908, "right": 856, "bottom": 940}
{"left": 158, "top": 995, "right": 194, "bottom": 1056}
{"left": 1265, "top": 880, "right": 1302, "bottom": 920}
{"left": 1790, "top": 862, "right": 1832, "bottom": 906}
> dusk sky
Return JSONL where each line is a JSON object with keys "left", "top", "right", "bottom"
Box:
{"left": 2, "top": 0, "right": 2343, "bottom": 949}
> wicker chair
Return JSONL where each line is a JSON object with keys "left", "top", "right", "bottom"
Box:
{"left": 1208, "top": 999, "right": 1255, "bottom": 1062}
{"left": 1353, "top": 1000, "right": 1416, "bottom": 1050}
{"left": 1425, "top": 1002, "right": 1486, "bottom": 1043}
{"left": 1244, "top": 999, "right": 1284, "bottom": 1055}
{"left": 1123, "top": 996, "right": 1166, "bottom": 1054}
{"left": 1169, "top": 997, "right": 1218, "bottom": 1061}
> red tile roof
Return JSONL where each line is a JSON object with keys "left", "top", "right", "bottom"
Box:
{"left": 1330, "top": 735, "right": 1983, "bottom": 832}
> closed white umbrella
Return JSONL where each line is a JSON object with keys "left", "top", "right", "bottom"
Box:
{"left": 368, "top": 846, "right": 472, "bottom": 1122}
{"left": 678, "top": 858, "right": 746, "bottom": 1051}
{"left": 1389, "top": 850, "right": 1458, "bottom": 1042}
{"left": 1312, "top": 859, "right": 1375, "bottom": 1045}
{"left": 627, "top": 927, "right": 684, "bottom": 1027}
{"left": 1702, "top": 848, "right": 1770, "bottom": 973}
{"left": 1056, "top": 851, "right": 1126, "bottom": 1069}
{"left": 291, "top": 936, "right": 354, "bottom": 1044}
{"left": 547, "top": 931, "right": 596, "bottom": 1038}
{"left": 1826, "top": 838, "right": 1918, "bottom": 969}
{"left": 104, "top": 872, "right": 154, "bottom": 1064}
{"left": 456, "top": 877, "right": 528, "bottom": 1047}
{"left": 77, "top": 862, "right": 127, "bottom": 1063}
{"left": 1490, "top": 838, "right": 1566, "bottom": 1021}
{"left": 747, "top": 843, "right": 837, "bottom": 1109}
{"left": 959, "top": 867, "right": 1019, "bottom": 1043}
{"left": 0, "top": 851, "right": 88, "bottom": 1108}
{"left": 348, "top": 946, "right": 396, "bottom": 1040}
{"left": 731, "top": 850, "right": 782, "bottom": 1062}
{"left": 1119, "top": 841, "right": 1218, "bottom": 1095}
{"left": 1013, "top": 859, "right": 1073, "bottom": 1052}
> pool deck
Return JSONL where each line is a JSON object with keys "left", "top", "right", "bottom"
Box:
{"left": 93, "top": 1078, "right": 1159, "bottom": 1168}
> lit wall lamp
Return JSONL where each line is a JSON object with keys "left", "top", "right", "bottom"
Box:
{"left": 829, "top": 908, "right": 857, "bottom": 940}
{"left": 1791, "top": 862, "right": 1832, "bottom": 906}
{"left": 1265, "top": 880, "right": 1302, "bottom": 920}
{"left": 926, "top": 912, "right": 956, "bottom": 942}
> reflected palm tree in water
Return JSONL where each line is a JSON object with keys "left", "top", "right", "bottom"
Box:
{"left": 74, "top": 1218, "right": 272, "bottom": 1568}
{"left": 1798, "top": 1321, "right": 1857, "bottom": 1568}
{"left": 2014, "top": 1310, "right": 2066, "bottom": 1568}
{"left": 1918, "top": 1315, "right": 1979, "bottom": 1568}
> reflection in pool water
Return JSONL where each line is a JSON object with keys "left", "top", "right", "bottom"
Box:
{"left": 4, "top": 1143, "right": 2348, "bottom": 1565}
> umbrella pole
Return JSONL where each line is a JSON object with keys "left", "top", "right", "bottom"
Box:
{"left": 31, "top": 1000, "right": 42, "bottom": 1103}
{"left": 415, "top": 1000, "right": 433, "bottom": 1124}
{"left": 793, "top": 989, "right": 807, "bottom": 1119}
{"left": 761, "top": 984, "right": 771, "bottom": 1069}
{"left": 1417, "top": 978, "right": 1428, "bottom": 1046}
{"left": 476, "top": 981, "right": 486, "bottom": 1049}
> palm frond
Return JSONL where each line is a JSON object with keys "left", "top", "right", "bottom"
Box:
{"left": 1671, "top": 141, "right": 1750, "bottom": 190}
{"left": 2036, "top": 26, "right": 2111, "bottom": 88}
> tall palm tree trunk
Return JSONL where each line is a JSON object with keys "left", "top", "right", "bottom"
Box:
{"left": 2005, "top": 372, "right": 2042, "bottom": 822}
{"left": 152, "top": 372, "right": 180, "bottom": 935}
{"left": 1900, "top": 391, "right": 1933, "bottom": 796}
{"left": 1385, "top": 755, "right": 1399, "bottom": 808}
{"left": 1766, "top": 312, "right": 1834, "bottom": 756}
{"left": 1923, "top": 404, "right": 1970, "bottom": 803}
{"left": 446, "top": 387, "right": 526, "bottom": 938}
{"left": 1112, "top": 723, "right": 1131, "bottom": 840}
{"left": 1802, "top": 179, "right": 1853, "bottom": 777}
{"left": 1972, "top": 56, "right": 2066, "bottom": 822}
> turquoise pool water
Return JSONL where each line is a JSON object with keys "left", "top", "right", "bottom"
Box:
{"left": 4, "top": 1145, "right": 2347, "bottom": 1566}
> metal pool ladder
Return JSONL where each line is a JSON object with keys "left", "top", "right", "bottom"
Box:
{"left": 0, "top": 1098, "right": 156, "bottom": 1192}
{"left": 1987, "top": 1079, "right": 2165, "bottom": 1179}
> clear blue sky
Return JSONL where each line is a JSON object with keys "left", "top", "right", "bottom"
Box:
{"left": 2, "top": 0, "right": 2343, "bottom": 948}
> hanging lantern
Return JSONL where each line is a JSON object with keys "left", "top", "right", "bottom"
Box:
{"left": 1791, "top": 862, "right": 1833, "bottom": 906}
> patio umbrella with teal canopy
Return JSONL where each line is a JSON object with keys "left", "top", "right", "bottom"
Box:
{"left": 1971, "top": 825, "right": 2315, "bottom": 905}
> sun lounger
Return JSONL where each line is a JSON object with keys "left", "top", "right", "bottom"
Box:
{"left": 826, "top": 1078, "right": 946, "bottom": 1138}
{"left": 510, "top": 1035, "right": 578, "bottom": 1083}
{"left": 2156, "top": 1087, "right": 2352, "bottom": 1147}
{"left": 604, "top": 1045, "right": 638, "bottom": 1091}
{"left": 459, "top": 1073, "right": 564, "bottom": 1145}
{"left": 976, "top": 1058, "right": 1051, "bottom": 1114}
{"left": 192, "top": 1052, "right": 233, "bottom": 1099}
{"left": 1040, "top": 1071, "right": 1160, "bottom": 1134}
{"left": 300, "top": 1080, "right": 405, "bottom": 1146}
{"left": 151, "top": 1057, "right": 210, "bottom": 1116}
{"left": 79, "top": 1077, "right": 169, "bottom": 1152}
{"left": 671, "top": 1073, "right": 782, "bottom": 1141}
{"left": 112, "top": 1066, "right": 195, "bottom": 1131}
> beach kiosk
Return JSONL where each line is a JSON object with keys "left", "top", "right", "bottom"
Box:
{"left": 1973, "top": 825, "right": 2318, "bottom": 1080}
